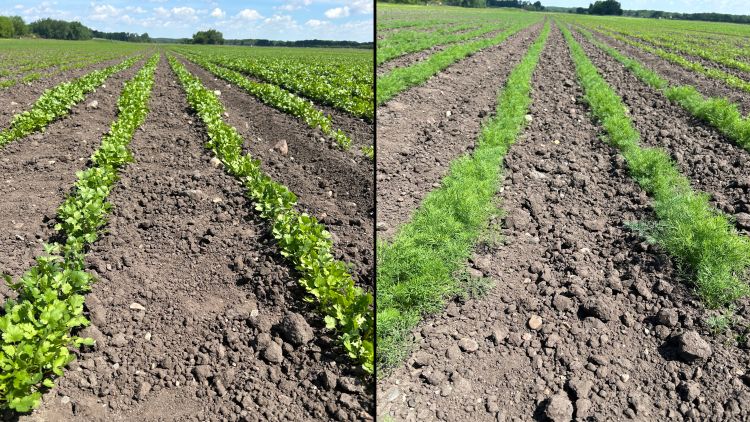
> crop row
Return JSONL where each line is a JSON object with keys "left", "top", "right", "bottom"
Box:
{"left": 377, "top": 21, "right": 506, "bottom": 65}
{"left": 377, "top": 21, "right": 551, "bottom": 372}
{"left": 572, "top": 25, "right": 750, "bottom": 152}
{"left": 561, "top": 23, "right": 750, "bottom": 308}
{"left": 0, "top": 51, "right": 136, "bottom": 91}
{"left": 0, "top": 53, "right": 160, "bottom": 412}
{"left": 167, "top": 54, "right": 374, "bottom": 373}
{"left": 177, "top": 48, "right": 373, "bottom": 121}
{"left": 588, "top": 26, "right": 750, "bottom": 94}
{"left": 0, "top": 55, "right": 141, "bottom": 148}
{"left": 177, "top": 54, "right": 353, "bottom": 150}
{"left": 377, "top": 17, "right": 538, "bottom": 104}
{"left": 608, "top": 28, "right": 750, "bottom": 74}
{"left": 0, "top": 39, "right": 144, "bottom": 77}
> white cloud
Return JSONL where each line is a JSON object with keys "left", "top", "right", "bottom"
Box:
{"left": 305, "top": 19, "right": 328, "bottom": 27}
{"left": 237, "top": 8, "right": 263, "bottom": 20}
{"left": 324, "top": 6, "right": 349, "bottom": 18}
{"left": 275, "top": 0, "right": 313, "bottom": 11}
{"left": 210, "top": 7, "right": 225, "bottom": 18}
{"left": 154, "top": 6, "right": 170, "bottom": 17}
{"left": 263, "top": 14, "right": 297, "bottom": 26}
{"left": 350, "top": 0, "right": 373, "bottom": 14}
{"left": 171, "top": 7, "right": 196, "bottom": 17}
{"left": 90, "top": 4, "right": 119, "bottom": 21}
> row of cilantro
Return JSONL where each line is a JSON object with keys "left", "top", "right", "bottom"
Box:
{"left": 377, "top": 21, "right": 507, "bottom": 65}
{"left": 560, "top": 24, "right": 750, "bottom": 309}
{"left": 572, "top": 25, "right": 750, "bottom": 152}
{"left": 0, "top": 55, "right": 142, "bottom": 148}
{"left": 167, "top": 54, "right": 374, "bottom": 374}
{"left": 377, "top": 17, "right": 539, "bottom": 105}
{"left": 177, "top": 49, "right": 373, "bottom": 121}
{"left": 588, "top": 26, "right": 750, "bottom": 95}
{"left": 0, "top": 53, "right": 159, "bottom": 413}
{"left": 175, "top": 54, "right": 353, "bottom": 150}
{"left": 377, "top": 22, "right": 551, "bottom": 373}
{"left": 0, "top": 51, "right": 137, "bottom": 90}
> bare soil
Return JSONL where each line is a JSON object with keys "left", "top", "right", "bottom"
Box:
{"left": 178, "top": 57, "right": 374, "bottom": 287}
{"left": 0, "top": 60, "right": 145, "bottom": 302}
{"left": 376, "top": 28, "right": 509, "bottom": 77}
{"left": 585, "top": 28, "right": 750, "bottom": 115}
{"left": 0, "top": 55, "right": 143, "bottom": 128}
{"left": 377, "top": 24, "right": 750, "bottom": 422}
{"left": 573, "top": 29, "right": 750, "bottom": 235}
{"left": 9, "top": 56, "right": 373, "bottom": 422}
{"left": 376, "top": 22, "right": 543, "bottom": 239}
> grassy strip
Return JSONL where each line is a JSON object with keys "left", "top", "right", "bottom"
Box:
{"left": 376, "top": 22, "right": 551, "bottom": 373}
{"left": 178, "top": 54, "right": 352, "bottom": 150}
{"left": 574, "top": 26, "right": 750, "bottom": 152}
{"left": 595, "top": 27, "right": 750, "bottom": 94}
{"left": 561, "top": 23, "right": 750, "bottom": 308}
{"left": 0, "top": 54, "right": 159, "bottom": 412}
{"left": 377, "top": 22, "right": 505, "bottom": 65}
{"left": 167, "top": 55, "right": 374, "bottom": 373}
{"left": 0, "top": 55, "right": 141, "bottom": 148}
{"left": 376, "top": 19, "right": 538, "bottom": 105}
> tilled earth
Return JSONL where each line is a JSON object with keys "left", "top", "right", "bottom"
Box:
{"left": 572, "top": 28, "right": 750, "bottom": 235}
{"left": 586, "top": 29, "right": 750, "bottom": 116}
{"left": 0, "top": 58, "right": 146, "bottom": 301}
{"left": 2, "top": 55, "right": 373, "bottom": 421}
{"left": 376, "top": 27, "right": 510, "bottom": 77}
{"left": 376, "top": 21, "right": 543, "bottom": 239}
{"left": 377, "top": 24, "right": 750, "bottom": 422}
{"left": 178, "top": 57, "right": 374, "bottom": 287}
{"left": 0, "top": 54, "right": 145, "bottom": 129}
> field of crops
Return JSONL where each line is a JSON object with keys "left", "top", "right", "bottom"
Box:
{"left": 0, "top": 39, "right": 373, "bottom": 420}
{"left": 376, "top": 4, "right": 750, "bottom": 421}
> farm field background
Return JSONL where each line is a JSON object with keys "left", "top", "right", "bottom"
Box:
{"left": 0, "top": 37, "right": 373, "bottom": 420}
{"left": 376, "top": 3, "right": 750, "bottom": 421}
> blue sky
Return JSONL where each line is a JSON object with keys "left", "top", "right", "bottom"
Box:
{"left": 0, "top": 0, "right": 373, "bottom": 41}
{"left": 544, "top": 0, "right": 749, "bottom": 14}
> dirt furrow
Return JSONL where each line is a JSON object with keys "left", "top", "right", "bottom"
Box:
{"left": 21, "top": 56, "right": 372, "bottom": 422}
{"left": 585, "top": 28, "right": 750, "bottom": 115}
{"left": 376, "top": 21, "right": 543, "bottom": 239}
{"left": 0, "top": 55, "right": 144, "bottom": 129}
{"left": 613, "top": 32, "right": 750, "bottom": 83}
{"left": 573, "top": 29, "right": 750, "bottom": 235}
{"left": 177, "top": 57, "right": 374, "bottom": 287}
{"left": 0, "top": 59, "right": 145, "bottom": 302}
{"left": 377, "top": 24, "right": 750, "bottom": 422}
{"left": 376, "top": 28, "right": 508, "bottom": 77}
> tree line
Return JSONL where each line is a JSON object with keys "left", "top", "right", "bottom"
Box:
{"left": 0, "top": 15, "right": 150, "bottom": 42}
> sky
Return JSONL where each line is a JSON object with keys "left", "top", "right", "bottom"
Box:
{"left": 543, "top": 0, "right": 750, "bottom": 15}
{"left": 0, "top": 0, "right": 373, "bottom": 41}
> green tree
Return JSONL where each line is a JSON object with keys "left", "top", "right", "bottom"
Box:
{"left": 0, "top": 16, "right": 13, "bottom": 38}
{"left": 588, "top": 0, "right": 623, "bottom": 15}
{"left": 9, "top": 16, "right": 27, "bottom": 36}
{"left": 192, "top": 29, "right": 224, "bottom": 44}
